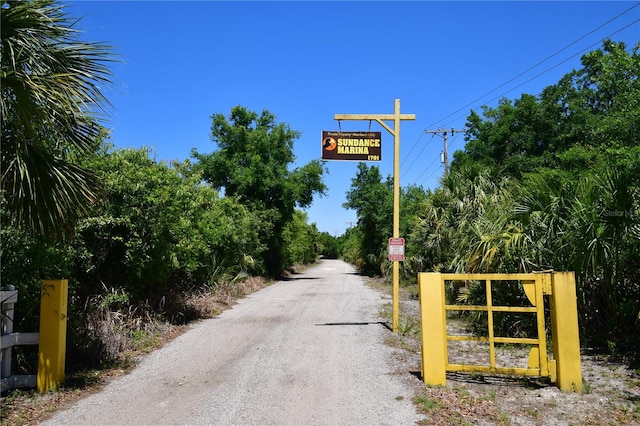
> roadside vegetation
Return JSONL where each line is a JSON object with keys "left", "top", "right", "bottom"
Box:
{"left": 342, "top": 39, "right": 640, "bottom": 367}
{"left": 372, "top": 277, "right": 640, "bottom": 425}
{"left": 1, "top": 0, "right": 639, "bottom": 423}
{"left": 1, "top": 0, "right": 332, "bottom": 384}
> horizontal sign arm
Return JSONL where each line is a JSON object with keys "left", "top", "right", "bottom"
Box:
{"left": 334, "top": 113, "right": 416, "bottom": 137}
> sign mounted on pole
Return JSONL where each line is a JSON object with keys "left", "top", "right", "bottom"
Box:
{"left": 321, "top": 131, "right": 382, "bottom": 161}
{"left": 388, "top": 237, "right": 405, "bottom": 261}
{"left": 333, "top": 99, "right": 415, "bottom": 334}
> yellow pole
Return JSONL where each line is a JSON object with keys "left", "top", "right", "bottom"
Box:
{"left": 391, "top": 99, "right": 401, "bottom": 333}
{"left": 549, "top": 272, "right": 583, "bottom": 392}
{"left": 38, "top": 279, "right": 68, "bottom": 392}
{"left": 334, "top": 99, "right": 415, "bottom": 333}
{"left": 418, "top": 272, "right": 447, "bottom": 385}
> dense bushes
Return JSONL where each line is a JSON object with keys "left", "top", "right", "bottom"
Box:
{"left": 1, "top": 144, "right": 325, "bottom": 369}
{"left": 342, "top": 41, "right": 639, "bottom": 363}
{"left": 1, "top": 0, "right": 328, "bottom": 371}
{"left": 74, "top": 148, "right": 265, "bottom": 300}
{"left": 193, "top": 106, "right": 327, "bottom": 277}
{"left": 342, "top": 164, "right": 393, "bottom": 276}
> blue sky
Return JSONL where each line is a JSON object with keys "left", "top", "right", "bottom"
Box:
{"left": 69, "top": 1, "right": 640, "bottom": 236}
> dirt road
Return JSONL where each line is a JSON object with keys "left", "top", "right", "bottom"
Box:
{"left": 42, "top": 260, "right": 422, "bottom": 425}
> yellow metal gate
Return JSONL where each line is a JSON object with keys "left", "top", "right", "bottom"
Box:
{"left": 418, "top": 272, "right": 582, "bottom": 392}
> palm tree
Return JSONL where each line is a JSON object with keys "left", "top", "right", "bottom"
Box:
{"left": 1, "top": 0, "right": 114, "bottom": 235}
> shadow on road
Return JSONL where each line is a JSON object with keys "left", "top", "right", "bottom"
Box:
{"left": 280, "top": 276, "right": 321, "bottom": 281}
{"left": 445, "top": 371, "right": 552, "bottom": 388}
{"left": 315, "top": 321, "right": 392, "bottom": 331}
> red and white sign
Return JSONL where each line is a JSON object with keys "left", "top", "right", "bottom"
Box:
{"left": 388, "top": 238, "right": 405, "bottom": 261}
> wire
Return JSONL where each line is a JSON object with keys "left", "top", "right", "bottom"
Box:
{"left": 419, "top": 165, "right": 443, "bottom": 187}
{"left": 402, "top": 134, "right": 435, "bottom": 175}
{"left": 400, "top": 131, "right": 424, "bottom": 168}
{"left": 400, "top": 3, "right": 639, "bottom": 164}
{"left": 399, "top": 4, "right": 640, "bottom": 189}
{"left": 425, "top": 3, "right": 640, "bottom": 129}
{"left": 437, "top": 18, "right": 640, "bottom": 128}
{"left": 404, "top": 132, "right": 463, "bottom": 186}
{"left": 411, "top": 155, "right": 440, "bottom": 184}
{"left": 448, "top": 132, "right": 463, "bottom": 150}
{"left": 404, "top": 130, "right": 463, "bottom": 177}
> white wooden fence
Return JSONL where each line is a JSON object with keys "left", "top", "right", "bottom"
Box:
{"left": 1, "top": 286, "right": 39, "bottom": 392}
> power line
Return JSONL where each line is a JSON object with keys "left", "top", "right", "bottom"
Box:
{"left": 402, "top": 133, "right": 435, "bottom": 175}
{"left": 425, "top": 3, "right": 640, "bottom": 130}
{"left": 400, "top": 3, "right": 639, "bottom": 165}
{"left": 412, "top": 155, "right": 440, "bottom": 184}
{"left": 448, "top": 132, "right": 464, "bottom": 150}
{"left": 437, "top": 18, "right": 640, "bottom": 129}
{"left": 400, "top": 131, "right": 425, "bottom": 169}
{"left": 403, "top": 132, "right": 466, "bottom": 187}
{"left": 418, "top": 30, "right": 638, "bottom": 188}
{"left": 398, "top": 4, "right": 639, "bottom": 191}
{"left": 419, "top": 165, "right": 443, "bottom": 187}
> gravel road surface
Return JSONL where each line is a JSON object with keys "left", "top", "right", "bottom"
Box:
{"left": 43, "top": 259, "right": 422, "bottom": 425}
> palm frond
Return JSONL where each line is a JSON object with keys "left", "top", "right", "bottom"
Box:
{"left": 1, "top": 0, "right": 115, "bottom": 236}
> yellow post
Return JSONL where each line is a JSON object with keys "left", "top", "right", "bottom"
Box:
{"left": 418, "top": 272, "right": 447, "bottom": 386}
{"left": 334, "top": 99, "right": 415, "bottom": 333}
{"left": 38, "top": 279, "right": 68, "bottom": 392}
{"left": 549, "top": 272, "right": 582, "bottom": 392}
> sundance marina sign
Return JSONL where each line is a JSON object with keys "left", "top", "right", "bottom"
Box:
{"left": 321, "top": 131, "right": 382, "bottom": 162}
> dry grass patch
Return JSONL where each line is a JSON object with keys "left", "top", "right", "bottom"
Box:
{"left": 414, "top": 386, "right": 509, "bottom": 426}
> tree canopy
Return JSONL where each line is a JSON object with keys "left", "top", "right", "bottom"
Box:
{"left": 342, "top": 40, "right": 640, "bottom": 363}
{"left": 193, "top": 106, "right": 327, "bottom": 276}
{"left": 0, "top": 0, "right": 335, "bottom": 372}
{"left": 342, "top": 163, "right": 393, "bottom": 276}
{"left": 453, "top": 40, "right": 640, "bottom": 179}
{"left": 431, "top": 40, "right": 640, "bottom": 359}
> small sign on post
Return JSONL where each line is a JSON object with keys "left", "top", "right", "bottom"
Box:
{"left": 388, "top": 238, "right": 405, "bottom": 261}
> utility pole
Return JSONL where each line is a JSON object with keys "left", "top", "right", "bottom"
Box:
{"left": 335, "top": 99, "right": 415, "bottom": 333}
{"left": 424, "top": 128, "right": 466, "bottom": 176}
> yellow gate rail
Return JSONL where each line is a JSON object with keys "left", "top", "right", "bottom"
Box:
{"left": 418, "top": 272, "right": 582, "bottom": 392}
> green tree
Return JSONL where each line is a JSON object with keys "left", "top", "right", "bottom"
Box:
{"left": 338, "top": 226, "right": 363, "bottom": 267}
{"left": 343, "top": 163, "right": 393, "bottom": 276}
{"left": 517, "top": 166, "right": 640, "bottom": 354}
{"left": 540, "top": 40, "right": 640, "bottom": 152}
{"left": 2, "top": 144, "right": 269, "bottom": 368}
{"left": 193, "top": 106, "right": 327, "bottom": 277}
{"left": 74, "top": 147, "right": 263, "bottom": 300}
{"left": 282, "top": 210, "right": 320, "bottom": 266}
{"left": 400, "top": 184, "right": 429, "bottom": 239}
{"left": 441, "top": 40, "right": 640, "bottom": 361}
{"left": 410, "top": 167, "right": 526, "bottom": 274}
{"left": 455, "top": 41, "right": 639, "bottom": 179}
{"left": 1, "top": 0, "right": 115, "bottom": 235}
{"left": 317, "top": 231, "right": 339, "bottom": 259}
